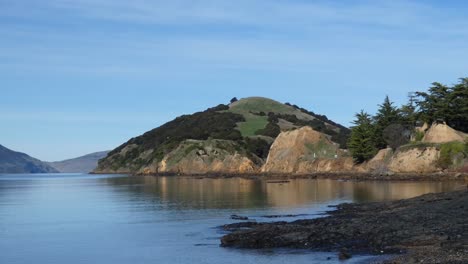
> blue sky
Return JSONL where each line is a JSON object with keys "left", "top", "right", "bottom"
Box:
{"left": 1, "top": 0, "right": 467, "bottom": 161}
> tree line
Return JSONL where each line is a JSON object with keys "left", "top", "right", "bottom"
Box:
{"left": 348, "top": 78, "right": 468, "bottom": 163}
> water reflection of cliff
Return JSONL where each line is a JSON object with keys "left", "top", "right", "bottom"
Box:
{"left": 102, "top": 176, "right": 463, "bottom": 210}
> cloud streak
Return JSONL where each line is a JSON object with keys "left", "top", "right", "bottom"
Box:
{"left": 1, "top": 0, "right": 468, "bottom": 77}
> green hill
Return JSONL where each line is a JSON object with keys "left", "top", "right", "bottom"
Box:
{"left": 95, "top": 97, "right": 350, "bottom": 174}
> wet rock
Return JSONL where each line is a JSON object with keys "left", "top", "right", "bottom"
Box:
{"left": 221, "top": 221, "right": 261, "bottom": 232}
{"left": 221, "top": 190, "right": 468, "bottom": 263}
{"left": 338, "top": 249, "right": 352, "bottom": 260}
{"left": 230, "top": 214, "right": 249, "bottom": 221}
{"left": 261, "top": 214, "right": 310, "bottom": 218}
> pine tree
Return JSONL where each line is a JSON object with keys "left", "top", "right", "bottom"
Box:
{"left": 373, "top": 96, "right": 402, "bottom": 149}
{"left": 415, "top": 82, "right": 451, "bottom": 124}
{"left": 348, "top": 111, "right": 378, "bottom": 163}
{"left": 400, "top": 92, "right": 418, "bottom": 126}
{"left": 449, "top": 78, "right": 468, "bottom": 132}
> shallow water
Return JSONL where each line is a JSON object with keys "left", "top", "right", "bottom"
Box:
{"left": 0, "top": 174, "right": 463, "bottom": 264}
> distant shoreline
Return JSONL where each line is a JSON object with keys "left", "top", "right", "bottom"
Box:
{"left": 92, "top": 171, "right": 468, "bottom": 182}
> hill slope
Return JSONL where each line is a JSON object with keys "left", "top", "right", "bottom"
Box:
{"left": 95, "top": 97, "right": 350, "bottom": 174}
{"left": 228, "top": 97, "right": 349, "bottom": 145}
{"left": 48, "top": 151, "right": 109, "bottom": 173}
{"left": 0, "top": 144, "right": 58, "bottom": 173}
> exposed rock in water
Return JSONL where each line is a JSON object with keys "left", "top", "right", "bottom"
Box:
{"left": 221, "top": 190, "right": 468, "bottom": 263}
{"left": 260, "top": 214, "right": 311, "bottom": 218}
{"left": 338, "top": 249, "right": 352, "bottom": 260}
{"left": 230, "top": 215, "right": 249, "bottom": 220}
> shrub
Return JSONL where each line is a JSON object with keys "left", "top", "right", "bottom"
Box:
{"left": 243, "top": 137, "right": 272, "bottom": 160}
{"left": 255, "top": 122, "right": 281, "bottom": 138}
{"left": 414, "top": 130, "right": 425, "bottom": 142}
{"left": 437, "top": 141, "right": 467, "bottom": 169}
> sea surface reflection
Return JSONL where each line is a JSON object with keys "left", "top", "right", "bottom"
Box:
{"left": 0, "top": 174, "right": 463, "bottom": 264}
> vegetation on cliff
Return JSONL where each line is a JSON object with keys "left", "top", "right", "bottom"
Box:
{"left": 349, "top": 77, "right": 468, "bottom": 163}
{"left": 96, "top": 97, "right": 349, "bottom": 173}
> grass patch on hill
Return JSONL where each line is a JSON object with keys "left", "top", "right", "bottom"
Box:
{"left": 237, "top": 114, "right": 268, "bottom": 137}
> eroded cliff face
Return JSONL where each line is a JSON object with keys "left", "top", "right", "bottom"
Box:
{"left": 261, "top": 127, "right": 353, "bottom": 173}
{"left": 387, "top": 146, "right": 440, "bottom": 173}
{"left": 95, "top": 123, "right": 467, "bottom": 175}
{"left": 95, "top": 139, "right": 259, "bottom": 174}
{"left": 261, "top": 124, "right": 466, "bottom": 175}
{"left": 141, "top": 139, "right": 258, "bottom": 174}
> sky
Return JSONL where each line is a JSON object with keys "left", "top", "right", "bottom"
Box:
{"left": 1, "top": 0, "right": 467, "bottom": 161}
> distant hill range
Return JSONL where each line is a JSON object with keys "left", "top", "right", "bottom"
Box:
{"left": 0, "top": 144, "right": 58, "bottom": 173}
{"left": 47, "top": 151, "right": 109, "bottom": 173}
{"left": 95, "top": 97, "right": 350, "bottom": 174}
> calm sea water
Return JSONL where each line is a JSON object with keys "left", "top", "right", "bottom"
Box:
{"left": 0, "top": 174, "right": 463, "bottom": 264}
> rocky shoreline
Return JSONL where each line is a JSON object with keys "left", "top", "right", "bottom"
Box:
{"left": 220, "top": 189, "right": 468, "bottom": 263}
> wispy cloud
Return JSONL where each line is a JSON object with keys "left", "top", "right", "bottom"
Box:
{"left": 4, "top": 0, "right": 467, "bottom": 33}
{"left": 1, "top": 0, "right": 468, "bottom": 77}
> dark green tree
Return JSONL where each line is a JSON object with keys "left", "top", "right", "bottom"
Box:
{"left": 373, "top": 96, "right": 403, "bottom": 149}
{"left": 449, "top": 78, "right": 468, "bottom": 132}
{"left": 348, "top": 111, "right": 378, "bottom": 163}
{"left": 414, "top": 79, "right": 468, "bottom": 132}
{"left": 400, "top": 92, "right": 418, "bottom": 126}
{"left": 415, "top": 82, "right": 451, "bottom": 124}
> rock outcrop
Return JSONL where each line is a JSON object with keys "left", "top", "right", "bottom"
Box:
{"left": 95, "top": 139, "right": 259, "bottom": 175}
{"left": 387, "top": 146, "right": 440, "bottom": 173}
{"left": 364, "top": 148, "right": 393, "bottom": 173}
{"left": 422, "top": 122, "right": 467, "bottom": 143}
{"left": 95, "top": 104, "right": 468, "bottom": 176}
{"left": 142, "top": 139, "right": 258, "bottom": 174}
{"left": 260, "top": 123, "right": 466, "bottom": 175}
{"left": 261, "top": 127, "right": 351, "bottom": 173}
